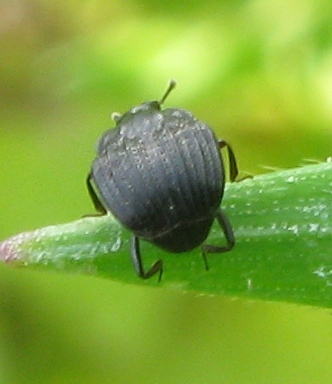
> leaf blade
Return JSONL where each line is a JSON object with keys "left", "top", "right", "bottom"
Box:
{"left": 1, "top": 162, "right": 331, "bottom": 308}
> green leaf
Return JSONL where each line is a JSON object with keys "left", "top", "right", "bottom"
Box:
{"left": 1, "top": 162, "right": 331, "bottom": 308}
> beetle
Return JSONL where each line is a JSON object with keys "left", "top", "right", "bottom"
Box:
{"left": 87, "top": 80, "right": 239, "bottom": 281}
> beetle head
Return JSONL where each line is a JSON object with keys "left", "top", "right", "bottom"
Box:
{"left": 112, "top": 79, "right": 177, "bottom": 125}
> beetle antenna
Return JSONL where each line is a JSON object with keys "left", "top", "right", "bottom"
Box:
{"left": 159, "top": 79, "right": 177, "bottom": 105}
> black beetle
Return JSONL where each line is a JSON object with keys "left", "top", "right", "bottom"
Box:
{"left": 87, "top": 80, "right": 239, "bottom": 281}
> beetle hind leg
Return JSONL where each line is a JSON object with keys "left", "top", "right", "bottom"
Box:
{"left": 131, "top": 236, "right": 163, "bottom": 281}
{"left": 201, "top": 208, "right": 235, "bottom": 270}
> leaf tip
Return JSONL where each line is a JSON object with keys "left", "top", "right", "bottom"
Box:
{"left": 0, "top": 232, "right": 31, "bottom": 264}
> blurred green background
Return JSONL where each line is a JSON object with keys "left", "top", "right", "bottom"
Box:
{"left": 1, "top": 0, "right": 332, "bottom": 383}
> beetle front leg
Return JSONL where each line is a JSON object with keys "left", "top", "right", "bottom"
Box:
{"left": 201, "top": 208, "right": 235, "bottom": 270}
{"left": 219, "top": 139, "right": 252, "bottom": 182}
{"left": 86, "top": 172, "right": 107, "bottom": 215}
{"left": 218, "top": 140, "right": 239, "bottom": 182}
{"left": 130, "top": 236, "right": 163, "bottom": 281}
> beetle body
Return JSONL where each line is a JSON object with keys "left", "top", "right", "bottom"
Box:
{"left": 87, "top": 81, "right": 238, "bottom": 280}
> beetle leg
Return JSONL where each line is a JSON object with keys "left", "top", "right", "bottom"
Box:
{"left": 131, "top": 236, "right": 163, "bottom": 281}
{"left": 86, "top": 172, "right": 107, "bottom": 215}
{"left": 218, "top": 140, "right": 239, "bottom": 182}
{"left": 201, "top": 208, "right": 235, "bottom": 270}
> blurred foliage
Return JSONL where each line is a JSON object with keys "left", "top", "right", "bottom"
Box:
{"left": 0, "top": 0, "right": 332, "bottom": 383}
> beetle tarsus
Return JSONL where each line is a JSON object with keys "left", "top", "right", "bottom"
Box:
{"left": 131, "top": 236, "right": 163, "bottom": 281}
{"left": 201, "top": 208, "right": 235, "bottom": 270}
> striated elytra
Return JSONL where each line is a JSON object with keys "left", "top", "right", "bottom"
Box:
{"left": 87, "top": 80, "right": 239, "bottom": 281}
